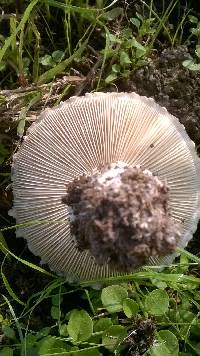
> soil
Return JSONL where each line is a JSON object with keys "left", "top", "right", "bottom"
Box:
{"left": 120, "top": 46, "right": 200, "bottom": 146}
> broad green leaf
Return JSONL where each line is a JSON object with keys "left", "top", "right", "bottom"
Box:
{"left": 106, "top": 33, "right": 121, "bottom": 44}
{"left": 51, "top": 294, "right": 63, "bottom": 306}
{"left": 50, "top": 306, "right": 60, "bottom": 320}
{"left": 67, "top": 309, "right": 93, "bottom": 343}
{"left": 182, "top": 59, "right": 200, "bottom": 71}
{"left": 178, "top": 309, "right": 196, "bottom": 339}
{"left": 148, "top": 343, "right": 170, "bottom": 356}
{"left": 40, "top": 54, "right": 55, "bottom": 67}
{"left": 158, "top": 330, "right": 179, "bottom": 355}
{"left": 102, "top": 325, "right": 127, "bottom": 351}
{"left": 136, "top": 47, "right": 146, "bottom": 59}
{"left": 191, "top": 28, "right": 200, "bottom": 37}
{"left": 123, "top": 298, "right": 139, "bottom": 318}
{"left": 136, "top": 12, "right": 144, "bottom": 22}
{"left": 144, "top": 289, "right": 169, "bottom": 316}
{"left": 52, "top": 50, "right": 65, "bottom": 62}
{"left": 150, "top": 279, "right": 167, "bottom": 289}
{"left": 121, "top": 27, "right": 132, "bottom": 39}
{"left": 94, "top": 318, "right": 113, "bottom": 332}
{"left": 120, "top": 51, "right": 131, "bottom": 66}
{"left": 188, "top": 15, "right": 198, "bottom": 24}
{"left": 36, "top": 327, "right": 50, "bottom": 340}
{"left": 148, "top": 330, "right": 178, "bottom": 356}
{"left": 101, "top": 285, "right": 128, "bottom": 313}
{"left": 195, "top": 45, "right": 200, "bottom": 58}
{"left": 104, "top": 7, "right": 123, "bottom": 21}
{"left": 59, "top": 323, "right": 68, "bottom": 337}
{"left": 131, "top": 38, "right": 146, "bottom": 51}
{"left": 130, "top": 17, "right": 140, "bottom": 29}
{"left": 105, "top": 72, "right": 118, "bottom": 83}
{"left": 2, "top": 325, "right": 16, "bottom": 340}
{"left": 111, "top": 64, "right": 120, "bottom": 73}
{"left": 38, "top": 335, "right": 69, "bottom": 355}
{"left": 131, "top": 38, "right": 146, "bottom": 59}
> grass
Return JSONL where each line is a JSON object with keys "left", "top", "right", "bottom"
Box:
{"left": 0, "top": 220, "right": 200, "bottom": 354}
{"left": 0, "top": 0, "right": 200, "bottom": 355}
{"left": 0, "top": 249, "right": 200, "bottom": 355}
{"left": 0, "top": 0, "right": 195, "bottom": 89}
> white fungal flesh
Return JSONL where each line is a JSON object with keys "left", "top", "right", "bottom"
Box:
{"left": 10, "top": 92, "right": 200, "bottom": 282}
{"left": 97, "top": 161, "right": 126, "bottom": 187}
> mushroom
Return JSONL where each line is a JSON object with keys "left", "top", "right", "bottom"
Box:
{"left": 10, "top": 92, "right": 200, "bottom": 282}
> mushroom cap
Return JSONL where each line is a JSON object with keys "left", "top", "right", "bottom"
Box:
{"left": 10, "top": 92, "right": 200, "bottom": 282}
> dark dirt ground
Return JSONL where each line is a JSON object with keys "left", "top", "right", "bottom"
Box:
{"left": 121, "top": 46, "right": 200, "bottom": 146}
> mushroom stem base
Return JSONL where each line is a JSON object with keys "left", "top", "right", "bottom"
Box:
{"left": 62, "top": 163, "right": 181, "bottom": 271}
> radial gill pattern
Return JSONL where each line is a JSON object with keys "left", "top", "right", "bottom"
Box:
{"left": 10, "top": 92, "right": 200, "bottom": 282}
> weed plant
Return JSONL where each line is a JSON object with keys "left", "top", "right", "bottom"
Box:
{"left": 0, "top": 238, "right": 200, "bottom": 355}
{"left": 0, "top": 0, "right": 197, "bottom": 89}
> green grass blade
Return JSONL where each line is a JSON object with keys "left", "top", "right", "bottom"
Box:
{"left": 43, "top": 0, "right": 101, "bottom": 14}
{"left": 103, "top": 0, "right": 119, "bottom": 10}
{"left": 2, "top": 295, "right": 24, "bottom": 342}
{"left": 37, "top": 39, "right": 88, "bottom": 84}
{"left": 17, "top": 92, "right": 41, "bottom": 136}
{"left": 0, "top": 0, "right": 39, "bottom": 63}
{"left": 0, "top": 219, "right": 67, "bottom": 232}
{"left": 0, "top": 232, "right": 10, "bottom": 258}
{"left": 81, "top": 271, "right": 200, "bottom": 287}
{"left": 0, "top": 240, "right": 55, "bottom": 277}
{"left": 177, "top": 247, "right": 200, "bottom": 264}
{"left": 31, "top": 22, "right": 41, "bottom": 82}
{"left": 1, "top": 268, "right": 25, "bottom": 306}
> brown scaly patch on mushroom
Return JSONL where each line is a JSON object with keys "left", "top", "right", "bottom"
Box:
{"left": 63, "top": 163, "right": 181, "bottom": 271}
